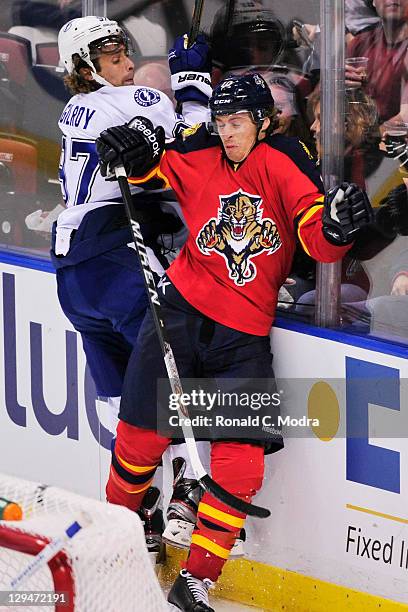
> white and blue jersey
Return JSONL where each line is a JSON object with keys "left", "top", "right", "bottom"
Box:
{"left": 51, "top": 84, "right": 207, "bottom": 398}
{"left": 55, "top": 86, "right": 205, "bottom": 256}
{"left": 58, "top": 86, "right": 190, "bottom": 210}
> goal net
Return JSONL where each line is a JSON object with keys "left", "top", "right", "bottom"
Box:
{"left": 0, "top": 473, "right": 168, "bottom": 611}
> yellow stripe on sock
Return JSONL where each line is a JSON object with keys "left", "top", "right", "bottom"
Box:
{"left": 116, "top": 453, "right": 156, "bottom": 474}
{"left": 110, "top": 468, "right": 153, "bottom": 494}
{"left": 123, "top": 481, "right": 152, "bottom": 495}
{"left": 198, "top": 502, "right": 245, "bottom": 529}
{"left": 191, "top": 534, "right": 230, "bottom": 559}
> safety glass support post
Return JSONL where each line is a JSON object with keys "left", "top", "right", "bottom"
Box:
{"left": 315, "top": 0, "right": 346, "bottom": 328}
{"left": 82, "top": 0, "right": 107, "bottom": 18}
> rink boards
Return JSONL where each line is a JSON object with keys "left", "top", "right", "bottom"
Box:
{"left": 0, "top": 258, "right": 407, "bottom": 610}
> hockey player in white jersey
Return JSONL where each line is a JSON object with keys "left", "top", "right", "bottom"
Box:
{"left": 51, "top": 15, "right": 212, "bottom": 558}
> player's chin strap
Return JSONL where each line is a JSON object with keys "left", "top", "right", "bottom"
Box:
{"left": 92, "top": 72, "right": 113, "bottom": 87}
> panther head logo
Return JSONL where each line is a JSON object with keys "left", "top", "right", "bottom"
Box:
{"left": 196, "top": 190, "right": 281, "bottom": 286}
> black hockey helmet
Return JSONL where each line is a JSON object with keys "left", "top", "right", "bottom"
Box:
{"left": 209, "top": 73, "right": 275, "bottom": 124}
{"left": 211, "top": 4, "right": 285, "bottom": 71}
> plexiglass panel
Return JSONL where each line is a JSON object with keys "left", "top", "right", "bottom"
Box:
{"left": 1, "top": 0, "right": 407, "bottom": 344}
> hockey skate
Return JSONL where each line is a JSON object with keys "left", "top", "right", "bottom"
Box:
{"left": 168, "top": 569, "right": 214, "bottom": 612}
{"left": 138, "top": 486, "right": 166, "bottom": 565}
{"left": 163, "top": 458, "right": 201, "bottom": 550}
{"left": 163, "top": 458, "right": 246, "bottom": 557}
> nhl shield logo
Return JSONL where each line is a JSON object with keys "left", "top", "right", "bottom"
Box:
{"left": 196, "top": 190, "right": 281, "bottom": 286}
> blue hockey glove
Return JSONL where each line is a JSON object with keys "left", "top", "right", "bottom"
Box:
{"left": 168, "top": 33, "right": 212, "bottom": 105}
{"left": 322, "top": 182, "right": 374, "bottom": 245}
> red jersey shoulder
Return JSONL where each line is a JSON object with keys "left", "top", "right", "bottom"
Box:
{"left": 165, "top": 122, "right": 220, "bottom": 155}
{"left": 263, "top": 134, "right": 323, "bottom": 192}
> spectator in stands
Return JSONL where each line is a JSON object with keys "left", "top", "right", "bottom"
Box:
{"left": 346, "top": 0, "right": 408, "bottom": 124}
{"left": 309, "top": 84, "right": 381, "bottom": 188}
{"left": 267, "top": 73, "right": 315, "bottom": 149}
{"left": 284, "top": 85, "right": 394, "bottom": 318}
{"left": 345, "top": 0, "right": 381, "bottom": 40}
{"left": 133, "top": 61, "right": 173, "bottom": 104}
{"left": 12, "top": 0, "right": 80, "bottom": 31}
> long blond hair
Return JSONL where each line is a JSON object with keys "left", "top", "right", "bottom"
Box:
{"left": 63, "top": 54, "right": 102, "bottom": 95}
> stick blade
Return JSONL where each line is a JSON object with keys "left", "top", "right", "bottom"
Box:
{"left": 199, "top": 474, "right": 270, "bottom": 518}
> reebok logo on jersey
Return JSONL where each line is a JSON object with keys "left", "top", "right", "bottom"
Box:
{"left": 196, "top": 190, "right": 282, "bottom": 286}
{"left": 134, "top": 88, "right": 161, "bottom": 107}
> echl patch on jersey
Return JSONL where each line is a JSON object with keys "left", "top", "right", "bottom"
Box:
{"left": 134, "top": 88, "right": 161, "bottom": 107}
{"left": 196, "top": 190, "right": 282, "bottom": 286}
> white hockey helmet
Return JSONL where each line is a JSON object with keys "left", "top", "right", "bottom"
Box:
{"left": 58, "top": 16, "right": 127, "bottom": 85}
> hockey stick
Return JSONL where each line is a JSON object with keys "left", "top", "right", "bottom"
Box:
{"left": 175, "top": 0, "right": 206, "bottom": 114}
{"left": 188, "top": 0, "right": 205, "bottom": 47}
{"left": 115, "top": 166, "right": 270, "bottom": 519}
{"left": 224, "top": 0, "right": 236, "bottom": 38}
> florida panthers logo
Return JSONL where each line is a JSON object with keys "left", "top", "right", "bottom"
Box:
{"left": 196, "top": 190, "right": 281, "bottom": 286}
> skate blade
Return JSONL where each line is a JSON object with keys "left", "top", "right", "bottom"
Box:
{"left": 149, "top": 551, "right": 158, "bottom": 568}
{"left": 229, "top": 539, "right": 244, "bottom": 558}
{"left": 148, "top": 543, "right": 166, "bottom": 569}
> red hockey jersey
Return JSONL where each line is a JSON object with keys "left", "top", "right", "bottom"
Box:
{"left": 129, "top": 125, "right": 349, "bottom": 335}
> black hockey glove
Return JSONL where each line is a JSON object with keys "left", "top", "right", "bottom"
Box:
{"left": 322, "top": 182, "right": 374, "bottom": 245}
{"left": 96, "top": 116, "right": 165, "bottom": 180}
{"left": 375, "top": 184, "right": 408, "bottom": 237}
{"left": 385, "top": 133, "right": 408, "bottom": 171}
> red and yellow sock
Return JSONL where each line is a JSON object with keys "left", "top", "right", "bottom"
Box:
{"left": 106, "top": 421, "right": 170, "bottom": 511}
{"left": 186, "top": 442, "right": 265, "bottom": 582}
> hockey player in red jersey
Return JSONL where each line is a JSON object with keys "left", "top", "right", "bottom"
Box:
{"left": 96, "top": 74, "right": 373, "bottom": 611}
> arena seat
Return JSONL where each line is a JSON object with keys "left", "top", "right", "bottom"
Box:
{"left": 0, "top": 31, "right": 32, "bottom": 87}
{"left": 8, "top": 25, "right": 57, "bottom": 65}
{"left": 0, "top": 133, "right": 38, "bottom": 246}
{"left": 35, "top": 42, "right": 60, "bottom": 66}
{"left": 0, "top": 133, "right": 37, "bottom": 194}
{"left": 0, "top": 31, "right": 33, "bottom": 132}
